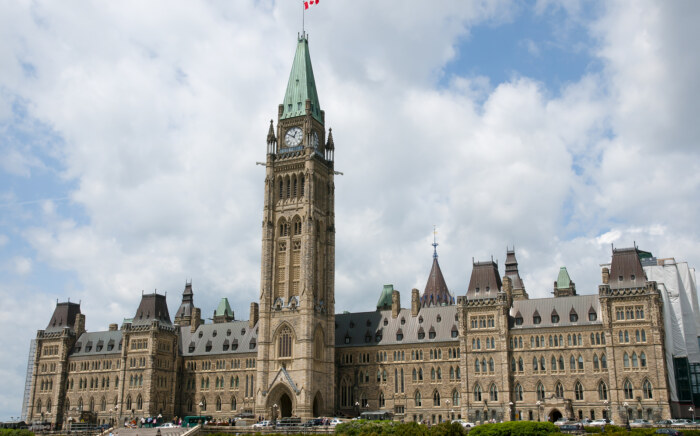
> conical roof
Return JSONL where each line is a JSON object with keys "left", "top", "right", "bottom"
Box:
{"left": 281, "top": 35, "right": 322, "bottom": 123}
{"left": 421, "top": 257, "right": 453, "bottom": 307}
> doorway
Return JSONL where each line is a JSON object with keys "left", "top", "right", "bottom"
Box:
{"left": 280, "top": 393, "right": 292, "bottom": 418}
{"left": 549, "top": 409, "right": 562, "bottom": 422}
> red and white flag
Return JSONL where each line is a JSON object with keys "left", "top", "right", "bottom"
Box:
{"left": 304, "top": 0, "right": 319, "bottom": 10}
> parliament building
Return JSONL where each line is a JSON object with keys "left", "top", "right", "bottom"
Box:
{"left": 24, "top": 35, "right": 700, "bottom": 428}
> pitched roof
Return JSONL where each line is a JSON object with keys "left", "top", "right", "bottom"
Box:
{"left": 280, "top": 35, "right": 322, "bottom": 124}
{"left": 71, "top": 331, "right": 122, "bottom": 357}
{"left": 466, "top": 260, "right": 502, "bottom": 299}
{"left": 45, "top": 302, "right": 81, "bottom": 333}
{"left": 556, "top": 267, "right": 572, "bottom": 289}
{"left": 376, "top": 285, "right": 394, "bottom": 311}
{"left": 215, "top": 298, "right": 234, "bottom": 318}
{"left": 421, "top": 257, "right": 454, "bottom": 307}
{"left": 132, "top": 293, "right": 172, "bottom": 326}
{"left": 179, "top": 321, "right": 258, "bottom": 356}
{"left": 509, "top": 294, "right": 601, "bottom": 329}
{"left": 504, "top": 249, "right": 525, "bottom": 289}
{"left": 335, "top": 306, "right": 459, "bottom": 348}
{"left": 609, "top": 247, "right": 647, "bottom": 289}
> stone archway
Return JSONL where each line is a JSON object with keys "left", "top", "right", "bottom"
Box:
{"left": 549, "top": 409, "right": 562, "bottom": 422}
{"left": 313, "top": 392, "right": 323, "bottom": 417}
{"left": 267, "top": 383, "right": 296, "bottom": 420}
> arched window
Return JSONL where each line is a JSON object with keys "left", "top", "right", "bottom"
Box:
{"left": 450, "top": 366, "right": 455, "bottom": 379}
{"left": 489, "top": 358, "right": 495, "bottom": 372}
{"left": 551, "top": 356, "right": 557, "bottom": 370}
{"left": 533, "top": 357, "right": 538, "bottom": 370}
{"left": 216, "top": 396, "right": 222, "bottom": 411}
{"left": 514, "top": 383, "right": 523, "bottom": 401}
{"left": 632, "top": 353, "right": 638, "bottom": 368}
{"left": 593, "top": 354, "right": 599, "bottom": 369}
{"left": 456, "top": 367, "right": 461, "bottom": 379}
{"left": 643, "top": 380, "right": 653, "bottom": 399}
{"left": 623, "top": 380, "right": 634, "bottom": 399}
{"left": 540, "top": 356, "right": 546, "bottom": 371}
{"left": 412, "top": 368, "right": 417, "bottom": 381}
{"left": 489, "top": 384, "right": 498, "bottom": 402}
{"left": 640, "top": 352, "right": 647, "bottom": 367}
{"left": 125, "top": 396, "right": 131, "bottom": 411}
{"left": 601, "top": 353, "right": 607, "bottom": 369}
{"left": 623, "top": 353, "right": 630, "bottom": 368}
{"left": 100, "top": 397, "right": 106, "bottom": 412}
{"left": 433, "top": 390, "right": 441, "bottom": 406}
{"left": 578, "top": 355, "right": 584, "bottom": 370}
{"left": 574, "top": 381, "right": 584, "bottom": 400}
{"left": 511, "top": 358, "right": 516, "bottom": 372}
{"left": 231, "top": 396, "right": 237, "bottom": 410}
{"left": 473, "top": 384, "right": 482, "bottom": 402}
{"left": 36, "top": 399, "right": 42, "bottom": 413}
{"left": 518, "top": 358, "right": 524, "bottom": 372}
{"left": 431, "top": 368, "right": 436, "bottom": 380}
{"left": 292, "top": 175, "right": 297, "bottom": 197}
{"left": 619, "top": 331, "right": 624, "bottom": 343}
{"left": 641, "top": 330, "right": 647, "bottom": 342}
{"left": 278, "top": 325, "right": 293, "bottom": 358}
{"left": 201, "top": 397, "right": 207, "bottom": 411}
{"left": 598, "top": 381, "right": 608, "bottom": 400}
{"left": 625, "top": 330, "right": 630, "bottom": 342}
{"left": 379, "top": 392, "right": 385, "bottom": 407}
{"left": 555, "top": 382, "right": 564, "bottom": 398}
{"left": 415, "top": 391, "right": 422, "bottom": 407}
{"left": 418, "top": 368, "right": 423, "bottom": 380}
{"left": 536, "top": 382, "right": 545, "bottom": 401}
{"left": 636, "top": 330, "right": 640, "bottom": 342}
{"left": 474, "top": 359, "right": 480, "bottom": 372}
{"left": 452, "top": 390, "right": 460, "bottom": 406}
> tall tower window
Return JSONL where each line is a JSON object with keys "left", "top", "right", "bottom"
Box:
{"left": 278, "top": 326, "right": 293, "bottom": 358}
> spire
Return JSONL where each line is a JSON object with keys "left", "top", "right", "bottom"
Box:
{"left": 432, "top": 226, "right": 438, "bottom": 259}
{"left": 421, "top": 235, "right": 453, "bottom": 307}
{"left": 326, "top": 128, "right": 334, "bottom": 150}
{"left": 175, "top": 281, "right": 197, "bottom": 326}
{"left": 377, "top": 284, "right": 394, "bottom": 311}
{"left": 267, "top": 119, "right": 276, "bottom": 143}
{"left": 281, "top": 35, "right": 322, "bottom": 124}
{"left": 504, "top": 247, "right": 525, "bottom": 289}
{"left": 553, "top": 266, "right": 576, "bottom": 297}
{"left": 213, "top": 298, "right": 235, "bottom": 323}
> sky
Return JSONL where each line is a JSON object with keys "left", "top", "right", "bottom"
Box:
{"left": 1, "top": 0, "right": 699, "bottom": 420}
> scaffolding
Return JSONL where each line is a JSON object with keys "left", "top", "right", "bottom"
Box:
{"left": 21, "top": 339, "right": 37, "bottom": 422}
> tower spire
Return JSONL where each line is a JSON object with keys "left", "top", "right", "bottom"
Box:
{"left": 432, "top": 226, "right": 438, "bottom": 259}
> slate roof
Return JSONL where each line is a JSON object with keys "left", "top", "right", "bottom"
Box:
{"left": 46, "top": 302, "right": 81, "bottom": 333}
{"left": 421, "top": 257, "right": 454, "bottom": 307}
{"left": 132, "top": 293, "right": 172, "bottom": 327}
{"left": 504, "top": 249, "right": 525, "bottom": 289}
{"left": 71, "top": 331, "right": 122, "bottom": 356}
{"left": 179, "top": 321, "right": 258, "bottom": 356}
{"left": 335, "top": 306, "right": 459, "bottom": 348}
{"left": 466, "top": 261, "right": 502, "bottom": 300}
{"left": 175, "top": 282, "right": 195, "bottom": 319}
{"left": 509, "top": 294, "right": 601, "bottom": 329}
{"left": 609, "top": 247, "right": 648, "bottom": 289}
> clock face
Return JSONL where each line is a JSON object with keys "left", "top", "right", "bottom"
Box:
{"left": 284, "top": 127, "right": 303, "bottom": 147}
{"left": 311, "top": 131, "right": 319, "bottom": 148}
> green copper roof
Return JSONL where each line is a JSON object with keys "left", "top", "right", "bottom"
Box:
{"left": 377, "top": 284, "right": 394, "bottom": 311}
{"left": 556, "top": 267, "right": 571, "bottom": 289}
{"left": 281, "top": 35, "right": 322, "bottom": 124}
{"left": 215, "top": 298, "right": 234, "bottom": 318}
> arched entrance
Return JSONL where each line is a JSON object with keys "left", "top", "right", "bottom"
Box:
{"left": 549, "top": 409, "right": 562, "bottom": 422}
{"left": 280, "top": 393, "right": 292, "bottom": 418}
{"left": 313, "top": 393, "right": 322, "bottom": 417}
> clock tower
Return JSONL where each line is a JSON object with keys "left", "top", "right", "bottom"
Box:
{"left": 255, "top": 33, "right": 336, "bottom": 420}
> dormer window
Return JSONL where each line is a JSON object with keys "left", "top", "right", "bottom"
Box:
{"left": 588, "top": 310, "right": 597, "bottom": 321}
{"left": 249, "top": 339, "right": 256, "bottom": 350}
{"left": 618, "top": 276, "right": 623, "bottom": 282}
{"left": 396, "top": 330, "right": 404, "bottom": 341}
{"left": 515, "top": 317, "right": 523, "bottom": 326}
{"left": 436, "top": 315, "right": 442, "bottom": 323}
{"left": 429, "top": 330, "right": 436, "bottom": 340}
{"left": 188, "top": 342, "right": 195, "bottom": 353}
{"left": 486, "top": 286, "right": 490, "bottom": 292}
{"left": 418, "top": 316, "right": 424, "bottom": 324}
{"left": 451, "top": 327, "right": 458, "bottom": 338}
{"left": 401, "top": 318, "right": 405, "bottom": 325}
{"left": 241, "top": 328, "right": 246, "bottom": 335}
{"left": 226, "top": 329, "right": 231, "bottom": 336}
{"left": 418, "top": 328, "right": 425, "bottom": 340}
{"left": 375, "top": 332, "right": 383, "bottom": 342}
{"left": 364, "top": 334, "right": 371, "bottom": 343}
{"left": 383, "top": 319, "right": 388, "bottom": 326}
{"left": 570, "top": 312, "right": 578, "bottom": 322}
{"left": 475, "top": 287, "right": 480, "bottom": 293}
{"left": 533, "top": 315, "right": 541, "bottom": 325}
{"left": 198, "top": 331, "right": 203, "bottom": 338}
{"left": 631, "top": 274, "right": 636, "bottom": 280}
{"left": 345, "top": 334, "right": 351, "bottom": 344}
{"left": 551, "top": 312, "right": 560, "bottom": 324}
{"left": 205, "top": 341, "right": 212, "bottom": 352}
{"left": 212, "top": 330, "right": 217, "bottom": 337}
{"left": 366, "top": 320, "right": 371, "bottom": 327}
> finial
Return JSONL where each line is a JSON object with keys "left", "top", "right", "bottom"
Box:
{"left": 432, "top": 226, "right": 439, "bottom": 259}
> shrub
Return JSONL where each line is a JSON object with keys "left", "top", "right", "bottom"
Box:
{"left": 468, "top": 421, "right": 560, "bottom": 436}
{"left": 0, "top": 430, "right": 34, "bottom": 436}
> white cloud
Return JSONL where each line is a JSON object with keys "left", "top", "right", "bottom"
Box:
{"left": 0, "top": 234, "right": 8, "bottom": 247}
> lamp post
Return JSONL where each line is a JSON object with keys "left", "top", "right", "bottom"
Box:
{"left": 603, "top": 400, "right": 609, "bottom": 422}
{"left": 536, "top": 401, "right": 541, "bottom": 422}
{"left": 623, "top": 402, "right": 630, "bottom": 430}
{"left": 509, "top": 402, "right": 514, "bottom": 421}
{"left": 445, "top": 399, "right": 450, "bottom": 422}
{"left": 272, "top": 404, "right": 278, "bottom": 428}
{"left": 690, "top": 406, "right": 695, "bottom": 422}
{"left": 355, "top": 401, "right": 360, "bottom": 418}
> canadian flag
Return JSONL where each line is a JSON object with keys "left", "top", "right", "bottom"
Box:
{"left": 304, "top": 0, "right": 319, "bottom": 9}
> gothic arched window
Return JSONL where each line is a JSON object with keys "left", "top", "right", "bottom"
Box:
{"left": 278, "top": 326, "right": 293, "bottom": 358}
{"left": 555, "top": 382, "right": 564, "bottom": 398}
{"left": 643, "top": 380, "right": 653, "bottom": 399}
{"left": 623, "top": 380, "right": 634, "bottom": 399}
{"left": 598, "top": 381, "right": 608, "bottom": 400}
{"left": 473, "top": 384, "right": 482, "bottom": 402}
{"left": 574, "top": 381, "right": 584, "bottom": 400}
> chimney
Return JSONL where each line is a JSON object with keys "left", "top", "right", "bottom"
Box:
{"left": 74, "top": 313, "right": 86, "bottom": 336}
{"left": 190, "top": 308, "right": 201, "bottom": 333}
{"left": 502, "top": 276, "right": 513, "bottom": 304}
{"left": 249, "top": 303, "right": 259, "bottom": 329}
{"left": 391, "top": 290, "right": 400, "bottom": 319}
{"left": 109, "top": 323, "right": 118, "bottom": 332}
{"left": 411, "top": 289, "right": 420, "bottom": 317}
{"left": 602, "top": 267, "right": 610, "bottom": 284}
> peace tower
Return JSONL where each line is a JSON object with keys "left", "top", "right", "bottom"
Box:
{"left": 254, "top": 33, "right": 336, "bottom": 420}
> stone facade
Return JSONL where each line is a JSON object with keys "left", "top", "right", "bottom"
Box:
{"left": 24, "top": 35, "right": 692, "bottom": 429}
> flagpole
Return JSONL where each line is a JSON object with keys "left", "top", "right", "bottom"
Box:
{"left": 302, "top": 0, "right": 305, "bottom": 35}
